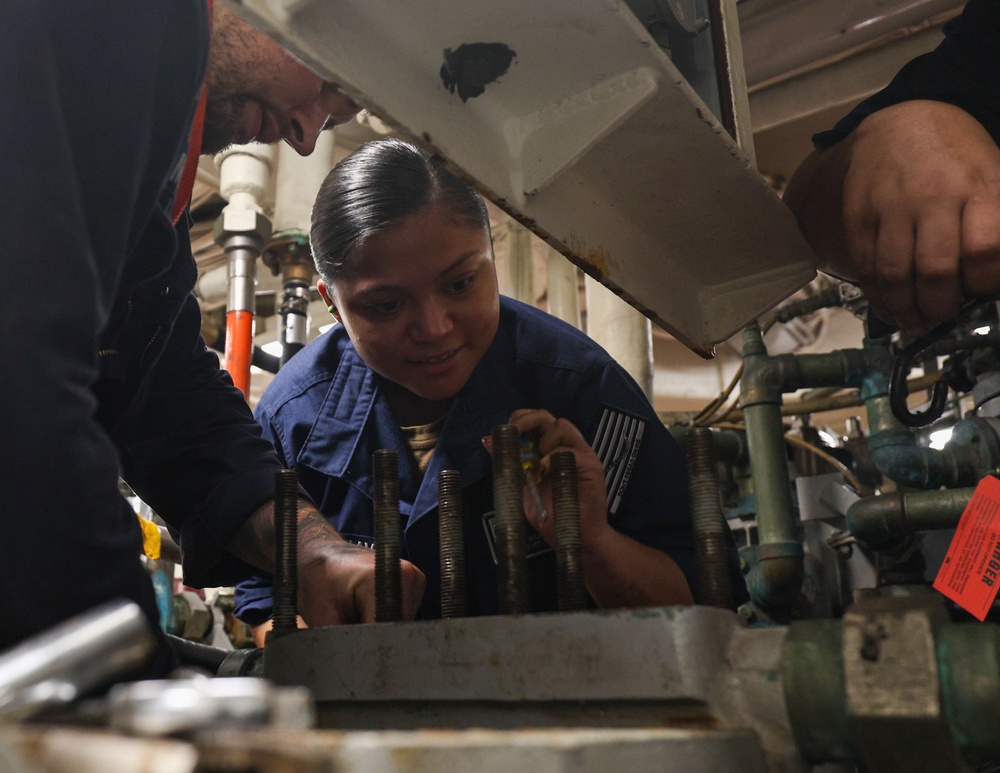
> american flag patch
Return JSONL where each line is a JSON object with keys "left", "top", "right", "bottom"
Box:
{"left": 592, "top": 407, "right": 645, "bottom": 516}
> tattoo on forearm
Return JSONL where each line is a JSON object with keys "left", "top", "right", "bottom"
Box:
{"left": 230, "top": 500, "right": 337, "bottom": 571}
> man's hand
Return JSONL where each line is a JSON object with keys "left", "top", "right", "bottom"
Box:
{"left": 230, "top": 501, "right": 425, "bottom": 627}
{"left": 785, "top": 100, "right": 1000, "bottom": 335}
{"left": 294, "top": 510, "right": 425, "bottom": 625}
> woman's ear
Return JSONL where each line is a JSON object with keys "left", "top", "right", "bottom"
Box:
{"left": 317, "top": 279, "right": 341, "bottom": 322}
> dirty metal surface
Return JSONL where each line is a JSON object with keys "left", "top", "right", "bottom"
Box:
{"left": 1, "top": 725, "right": 772, "bottom": 773}
{"left": 266, "top": 607, "right": 741, "bottom": 702}
{"left": 228, "top": 0, "right": 816, "bottom": 355}
{"left": 263, "top": 606, "right": 803, "bottom": 768}
{"left": 200, "top": 726, "right": 772, "bottom": 773}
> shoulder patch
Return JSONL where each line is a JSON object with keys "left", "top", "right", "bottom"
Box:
{"left": 592, "top": 407, "right": 646, "bottom": 516}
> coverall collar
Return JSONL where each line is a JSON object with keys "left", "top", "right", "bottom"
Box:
{"left": 295, "top": 327, "right": 517, "bottom": 527}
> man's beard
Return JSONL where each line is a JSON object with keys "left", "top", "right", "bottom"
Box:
{"left": 200, "top": 94, "right": 247, "bottom": 156}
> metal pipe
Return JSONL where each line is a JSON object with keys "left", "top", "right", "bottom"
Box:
{"left": 669, "top": 426, "right": 748, "bottom": 466}
{"left": 684, "top": 427, "right": 736, "bottom": 609}
{"left": 860, "top": 360, "right": 985, "bottom": 490}
{"left": 725, "top": 373, "right": 941, "bottom": 420}
{"left": 438, "top": 469, "right": 468, "bottom": 618}
{"left": 269, "top": 134, "right": 337, "bottom": 368}
{"left": 373, "top": 450, "right": 403, "bottom": 622}
{"left": 847, "top": 488, "right": 975, "bottom": 549}
{"left": 550, "top": 451, "right": 586, "bottom": 611}
{"left": 771, "top": 286, "right": 845, "bottom": 323}
{"left": 279, "top": 277, "right": 310, "bottom": 367}
{"left": 492, "top": 425, "right": 529, "bottom": 614}
{"left": 214, "top": 144, "right": 274, "bottom": 398}
{"left": 739, "top": 325, "right": 803, "bottom": 608}
{"left": 0, "top": 600, "right": 154, "bottom": 720}
{"left": 222, "top": 235, "right": 260, "bottom": 397}
{"left": 272, "top": 469, "right": 300, "bottom": 635}
{"left": 735, "top": 334, "right": 983, "bottom": 491}
{"left": 737, "top": 336, "right": 897, "bottom": 609}
{"left": 263, "top": 243, "right": 316, "bottom": 368}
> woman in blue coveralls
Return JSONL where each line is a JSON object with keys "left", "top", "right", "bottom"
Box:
{"left": 236, "top": 138, "right": 708, "bottom": 644}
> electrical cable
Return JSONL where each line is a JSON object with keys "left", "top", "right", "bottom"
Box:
{"left": 711, "top": 422, "right": 864, "bottom": 494}
{"left": 692, "top": 319, "right": 777, "bottom": 427}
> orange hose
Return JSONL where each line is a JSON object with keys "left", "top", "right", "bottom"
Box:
{"left": 224, "top": 309, "right": 254, "bottom": 399}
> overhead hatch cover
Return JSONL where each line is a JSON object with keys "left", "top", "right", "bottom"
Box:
{"left": 230, "top": 0, "right": 818, "bottom": 356}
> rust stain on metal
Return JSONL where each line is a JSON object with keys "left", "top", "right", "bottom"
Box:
{"left": 570, "top": 246, "right": 611, "bottom": 277}
{"left": 440, "top": 42, "right": 517, "bottom": 102}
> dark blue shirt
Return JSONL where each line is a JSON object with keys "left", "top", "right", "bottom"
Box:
{"left": 236, "top": 296, "right": 712, "bottom": 623}
{"left": 0, "top": 1, "right": 282, "bottom": 669}
{"left": 815, "top": 0, "right": 1000, "bottom": 149}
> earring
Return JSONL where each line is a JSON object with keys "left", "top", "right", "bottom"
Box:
{"left": 327, "top": 306, "right": 335, "bottom": 313}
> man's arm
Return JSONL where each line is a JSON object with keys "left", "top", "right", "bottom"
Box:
{"left": 785, "top": 100, "right": 1000, "bottom": 334}
{"left": 124, "top": 294, "right": 426, "bottom": 625}
{"left": 0, "top": 1, "right": 207, "bottom": 653}
{"left": 229, "top": 500, "right": 425, "bottom": 626}
{"left": 783, "top": 0, "right": 1000, "bottom": 335}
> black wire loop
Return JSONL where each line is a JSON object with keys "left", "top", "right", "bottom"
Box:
{"left": 889, "top": 329, "right": 951, "bottom": 428}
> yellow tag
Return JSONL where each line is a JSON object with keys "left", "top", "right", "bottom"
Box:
{"left": 137, "top": 514, "right": 162, "bottom": 560}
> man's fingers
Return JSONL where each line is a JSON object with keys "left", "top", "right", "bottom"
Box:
{"left": 355, "top": 580, "right": 377, "bottom": 624}
{"left": 401, "top": 562, "right": 426, "bottom": 620}
{"left": 842, "top": 190, "right": 887, "bottom": 322}
{"left": 961, "top": 198, "right": 1000, "bottom": 297}
{"left": 914, "top": 204, "right": 962, "bottom": 325}
{"left": 873, "top": 216, "right": 925, "bottom": 333}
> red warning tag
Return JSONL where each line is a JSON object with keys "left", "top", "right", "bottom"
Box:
{"left": 933, "top": 476, "right": 1000, "bottom": 621}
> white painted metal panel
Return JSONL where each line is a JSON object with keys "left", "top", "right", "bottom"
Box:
{"left": 231, "top": 0, "right": 817, "bottom": 355}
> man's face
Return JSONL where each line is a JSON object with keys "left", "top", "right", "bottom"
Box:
{"left": 202, "top": 7, "right": 359, "bottom": 156}
{"left": 325, "top": 205, "right": 501, "bottom": 408}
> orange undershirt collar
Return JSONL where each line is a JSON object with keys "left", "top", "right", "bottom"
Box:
{"left": 171, "top": 0, "right": 212, "bottom": 225}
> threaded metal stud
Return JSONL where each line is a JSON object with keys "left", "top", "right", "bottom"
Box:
{"left": 438, "top": 469, "right": 467, "bottom": 618}
{"left": 373, "top": 449, "right": 403, "bottom": 622}
{"left": 551, "top": 451, "right": 586, "bottom": 611}
{"left": 684, "top": 427, "right": 735, "bottom": 610}
{"left": 272, "top": 468, "right": 299, "bottom": 633}
{"left": 492, "top": 424, "right": 529, "bottom": 614}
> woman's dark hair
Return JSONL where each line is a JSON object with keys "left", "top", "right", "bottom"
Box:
{"left": 310, "top": 138, "right": 491, "bottom": 283}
